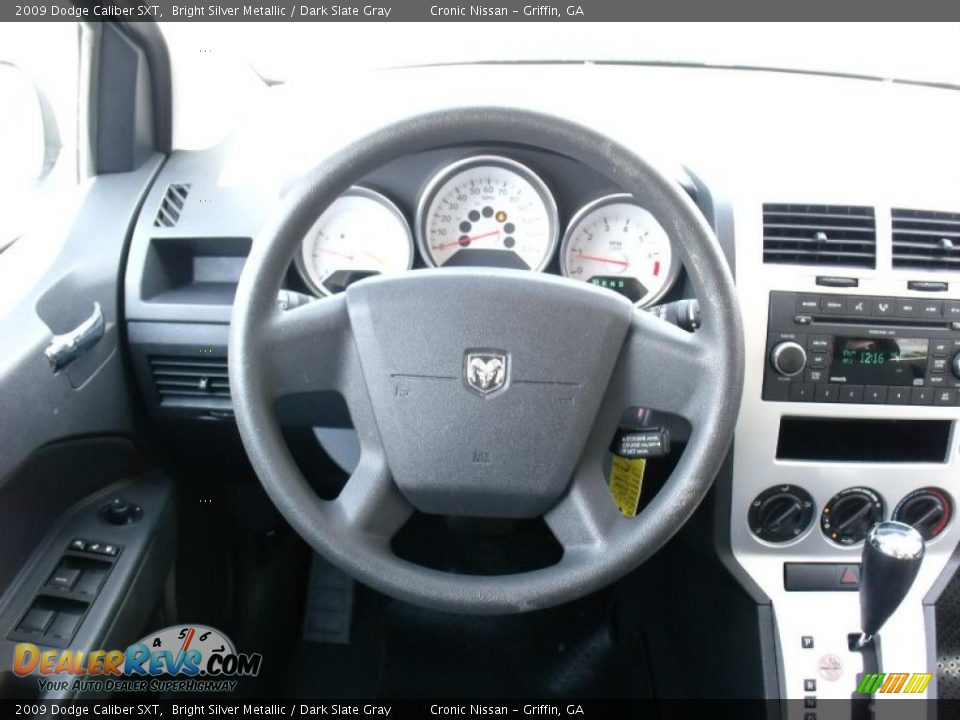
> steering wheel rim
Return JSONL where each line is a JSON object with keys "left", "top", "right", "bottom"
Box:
{"left": 229, "top": 107, "right": 744, "bottom": 614}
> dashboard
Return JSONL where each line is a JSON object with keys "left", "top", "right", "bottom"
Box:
{"left": 120, "top": 62, "right": 960, "bottom": 703}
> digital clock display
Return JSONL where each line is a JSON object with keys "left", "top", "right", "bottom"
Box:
{"left": 830, "top": 337, "right": 928, "bottom": 386}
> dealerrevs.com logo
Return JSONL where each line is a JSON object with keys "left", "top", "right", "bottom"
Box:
{"left": 14, "top": 624, "right": 262, "bottom": 694}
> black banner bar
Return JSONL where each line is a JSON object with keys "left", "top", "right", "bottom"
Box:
{"left": 0, "top": 698, "right": 953, "bottom": 720}
{"left": 3, "top": 0, "right": 960, "bottom": 21}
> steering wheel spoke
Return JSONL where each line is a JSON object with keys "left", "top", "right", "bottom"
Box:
{"left": 334, "top": 449, "right": 414, "bottom": 542}
{"left": 544, "top": 460, "right": 623, "bottom": 557}
{"left": 260, "top": 294, "right": 354, "bottom": 398}
{"left": 612, "top": 309, "right": 713, "bottom": 423}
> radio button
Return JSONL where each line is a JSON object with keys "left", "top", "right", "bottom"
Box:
{"left": 796, "top": 295, "right": 821, "bottom": 313}
{"left": 920, "top": 301, "right": 944, "bottom": 319}
{"left": 838, "top": 385, "right": 864, "bottom": 403}
{"left": 806, "top": 369, "right": 825, "bottom": 383}
{"left": 932, "top": 340, "right": 950, "bottom": 356}
{"left": 895, "top": 298, "right": 922, "bottom": 318}
{"left": 887, "top": 387, "right": 911, "bottom": 404}
{"left": 794, "top": 314, "right": 813, "bottom": 325}
{"left": 809, "top": 336, "right": 832, "bottom": 352}
{"left": 822, "top": 297, "right": 846, "bottom": 314}
{"left": 847, "top": 297, "right": 869, "bottom": 316}
{"left": 944, "top": 301, "right": 960, "bottom": 319}
{"left": 863, "top": 386, "right": 888, "bottom": 403}
{"left": 911, "top": 387, "right": 934, "bottom": 405}
{"left": 929, "top": 375, "right": 947, "bottom": 387}
{"left": 870, "top": 298, "right": 896, "bottom": 317}
{"left": 934, "top": 389, "right": 958, "bottom": 406}
{"left": 930, "top": 357, "right": 949, "bottom": 373}
{"left": 809, "top": 354, "right": 827, "bottom": 370}
{"left": 815, "top": 384, "right": 839, "bottom": 402}
{"left": 790, "top": 383, "right": 815, "bottom": 402}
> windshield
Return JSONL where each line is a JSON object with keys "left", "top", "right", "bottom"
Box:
{"left": 162, "top": 22, "right": 960, "bottom": 86}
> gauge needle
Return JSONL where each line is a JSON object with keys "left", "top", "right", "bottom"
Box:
{"left": 576, "top": 253, "right": 629, "bottom": 267}
{"left": 315, "top": 248, "right": 354, "bottom": 261}
{"left": 433, "top": 229, "right": 500, "bottom": 250}
{"left": 362, "top": 249, "right": 387, "bottom": 265}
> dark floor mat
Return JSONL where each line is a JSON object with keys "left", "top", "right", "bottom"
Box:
{"left": 280, "top": 587, "right": 652, "bottom": 699}
{"left": 378, "top": 595, "right": 652, "bottom": 699}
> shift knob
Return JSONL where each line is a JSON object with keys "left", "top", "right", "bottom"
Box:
{"left": 858, "top": 521, "right": 925, "bottom": 643}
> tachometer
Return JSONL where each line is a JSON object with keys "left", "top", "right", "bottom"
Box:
{"left": 416, "top": 156, "right": 559, "bottom": 270}
{"left": 296, "top": 186, "right": 413, "bottom": 296}
{"left": 560, "top": 194, "right": 679, "bottom": 307}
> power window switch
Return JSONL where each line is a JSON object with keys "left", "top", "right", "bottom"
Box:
{"left": 47, "top": 565, "right": 81, "bottom": 591}
{"left": 19, "top": 607, "right": 56, "bottom": 634}
{"left": 48, "top": 611, "right": 83, "bottom": 642}
{"left": 69, "top": 538, "right": 86, "bottom": 552}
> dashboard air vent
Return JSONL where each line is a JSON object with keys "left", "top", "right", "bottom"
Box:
{"left": 153, "top": 183, "right": 191, "bottom": 228}
{"left": 149, "top": 355, "right": 230, "bottom": 406}
{"left": 763, "top": 204, "right": 876, "bottom": 268}
{"left": 892, "top": 209, "right": 960, "bottom": 270}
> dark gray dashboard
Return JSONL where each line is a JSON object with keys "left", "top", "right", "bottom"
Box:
{"left": 124, "top": 141, "right": 715, "bottom": 424}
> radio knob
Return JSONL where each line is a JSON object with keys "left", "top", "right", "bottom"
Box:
{"left": 952, "top": 352, "right": 960, "bottom": 379}
{"left": 770, "top": 341, "right": 807, "bottom": 377}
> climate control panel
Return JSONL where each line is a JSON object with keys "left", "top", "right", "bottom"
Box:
{"left": 748, "top": 485, "right": 953, "bottom": 545}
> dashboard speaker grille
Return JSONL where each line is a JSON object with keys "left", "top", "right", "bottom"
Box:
{"left": 149, "top": 355, "right": 230, "bottom": 406}
{"left": 762, "top": 204, "right": 876, "bottom": 268}
{"left": 892, "top": 208, "right": 960, "bottom": 270}
{"left": 153, "top": 183, "right": 191, "bottom": 228}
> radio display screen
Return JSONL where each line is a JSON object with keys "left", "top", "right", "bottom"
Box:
{"left": 830, "top": 337, "right": 928, "bottom": 386}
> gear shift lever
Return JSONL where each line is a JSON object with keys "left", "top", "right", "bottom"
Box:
{"left": 855, "top": 521, "right": 925, "bottom": 649}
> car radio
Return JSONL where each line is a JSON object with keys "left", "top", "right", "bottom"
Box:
{"left": 763, "top": 291, "right": 960, "bottom": 405}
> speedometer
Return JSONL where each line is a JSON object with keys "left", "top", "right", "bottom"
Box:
{"left": 416, "top": 156, "right": 559, "bottom": 270}
{"left": 560, "top": 194, "right": 679, "bottom": 308}
{"left": 296, "top": 186, "right": 413, "bottom": 296}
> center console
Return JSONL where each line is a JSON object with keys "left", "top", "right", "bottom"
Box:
{"left": 728, "top": 199, "right": 960, "bottom": 713}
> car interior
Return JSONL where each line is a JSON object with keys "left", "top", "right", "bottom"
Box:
{"left": 1, "top": 20, "right": 960, "bottom": 715}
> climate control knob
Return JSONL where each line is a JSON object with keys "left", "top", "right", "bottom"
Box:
{"left": 821, "top": 487, "right": 884, "bottom": 546}
{"left": 770, "top": 341, "right": 807, "bottom": 377}
{"left": 893, "top": 488, "right": 953, "bottom": 541}
{"left": 749, "top": 485, "right": 815, "bottom": 543}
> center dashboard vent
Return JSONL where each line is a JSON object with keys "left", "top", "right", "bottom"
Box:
{"left": 892, "top": 208, "right": 960, "bottom": 270}
{"left": 153, "top": 183, "right": 191, "bottom": 228}
{"left": 763, "top": 204, "right": 876, "bottom": 268}
{"left": 149, "top": 355, "right": 230, "bottom": 407}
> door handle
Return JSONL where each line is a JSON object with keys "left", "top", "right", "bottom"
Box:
{"left": 44, "top": 302, "right": 105, "bottom": 372}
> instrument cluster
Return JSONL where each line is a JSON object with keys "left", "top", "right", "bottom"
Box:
{"left": 295, "top": 153, "right": 682, "bottom": 308}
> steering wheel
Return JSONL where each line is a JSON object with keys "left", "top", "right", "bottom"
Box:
{"left": 229, "top": 108, "right": 744, "bottom": 614}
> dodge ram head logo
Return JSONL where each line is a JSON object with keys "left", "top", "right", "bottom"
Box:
{"left": 464, "top": 351, "right": 508, "bottom": 396}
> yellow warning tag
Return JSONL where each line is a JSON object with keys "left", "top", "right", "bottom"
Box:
{"left": 608, "top": 455, "right": 646, "bottom": 517}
